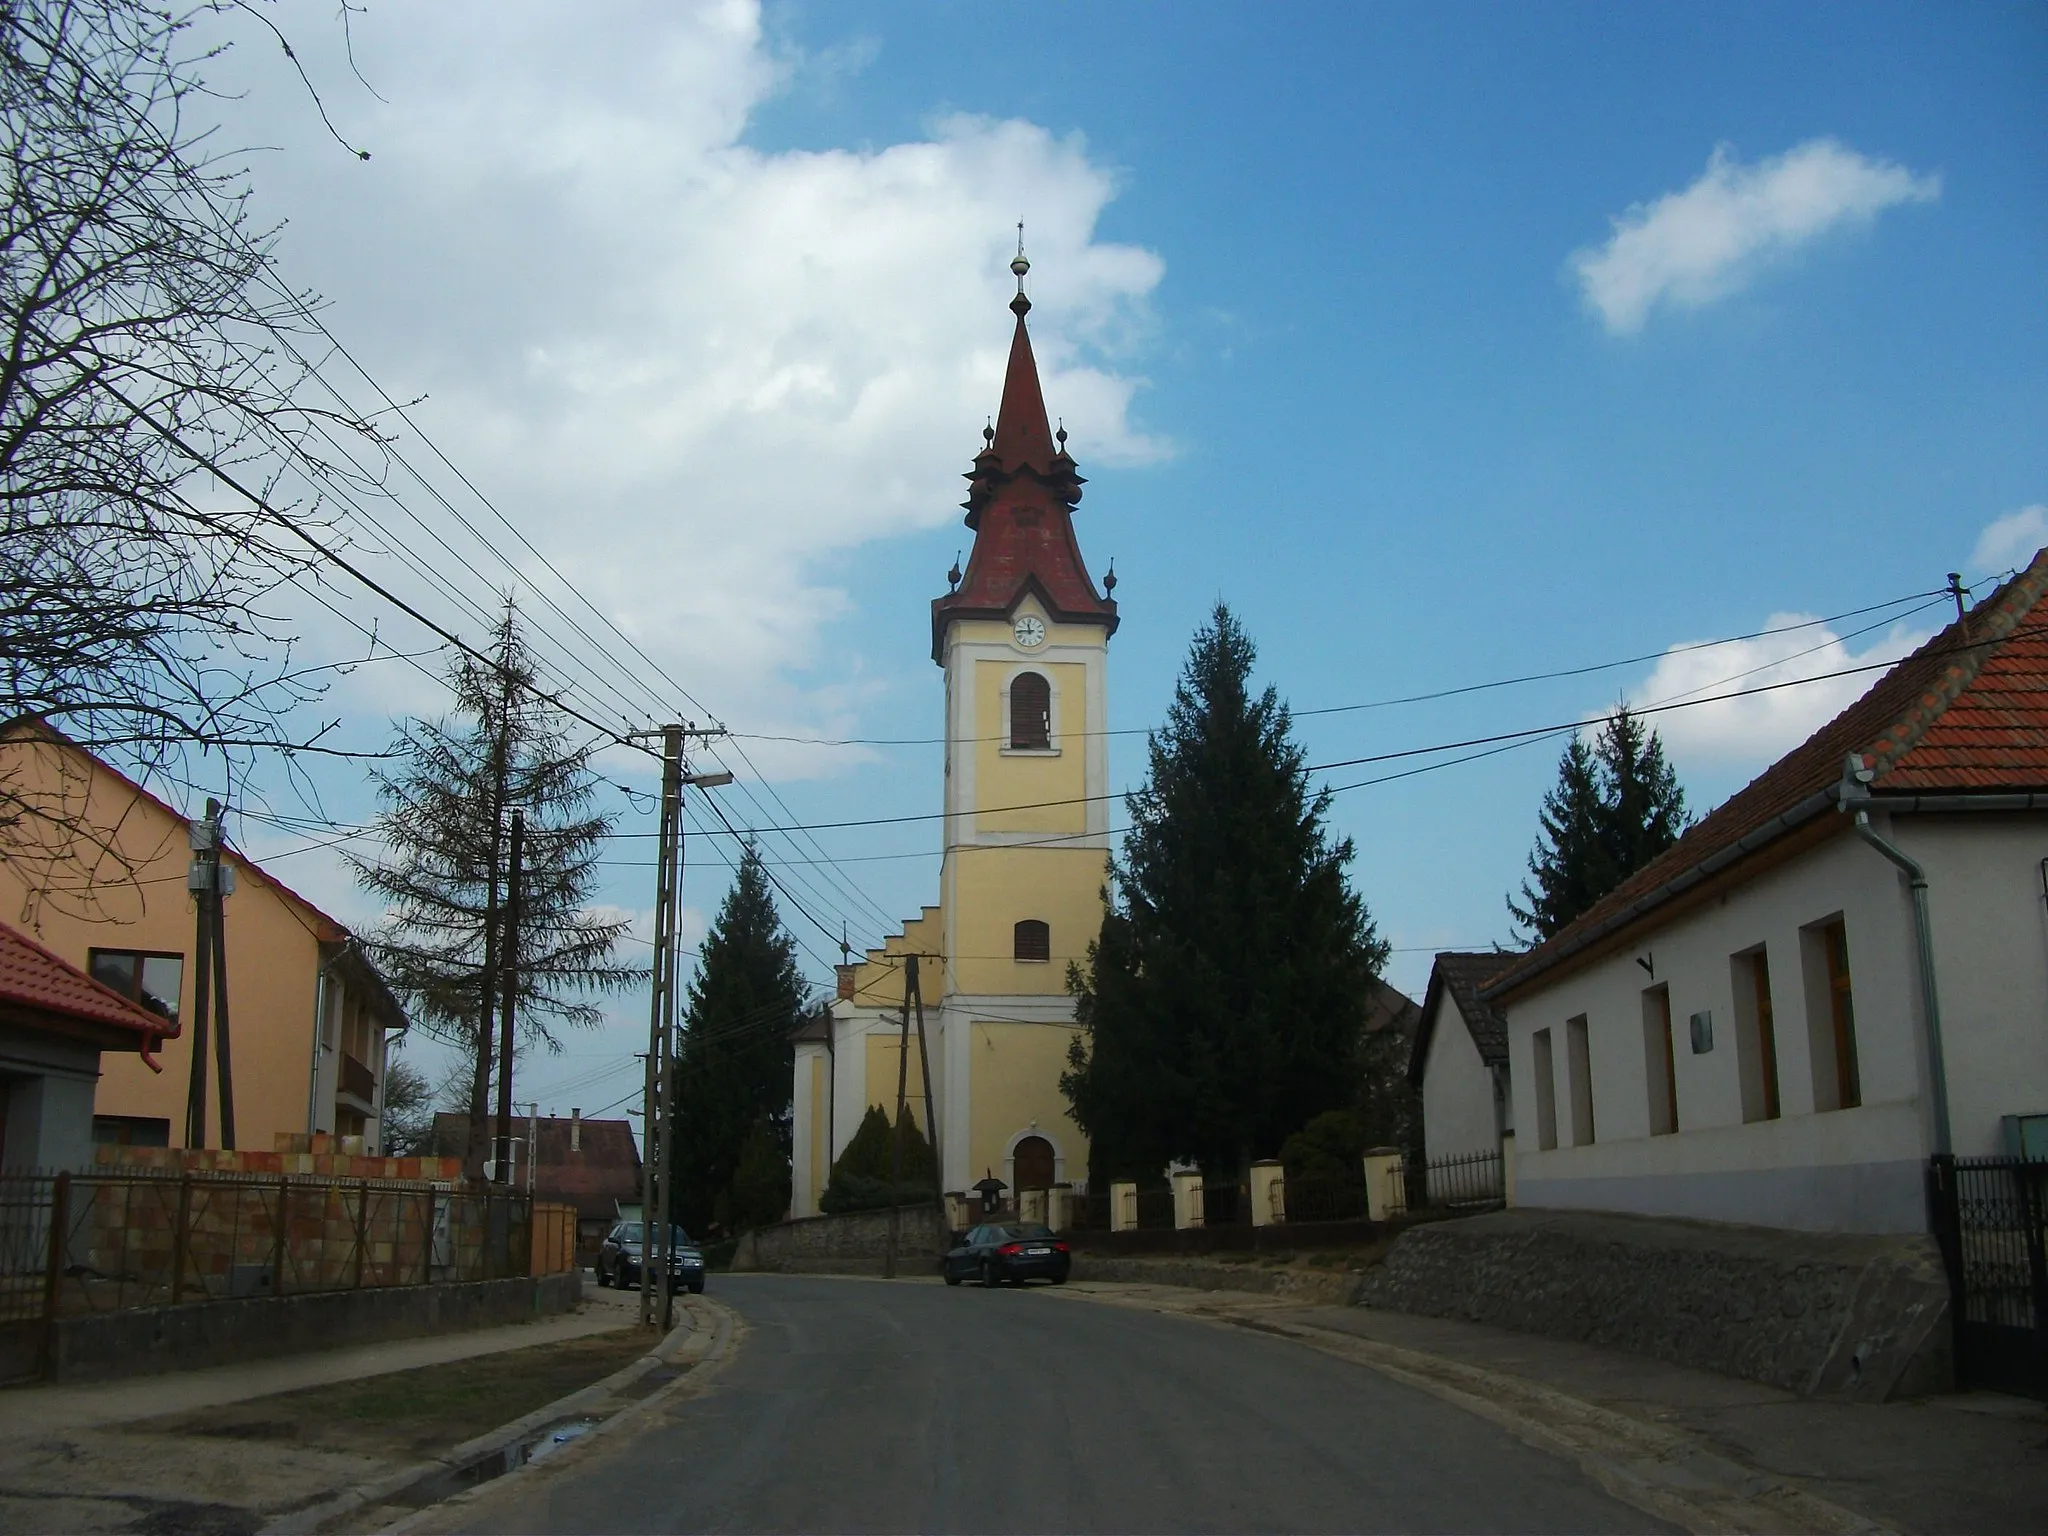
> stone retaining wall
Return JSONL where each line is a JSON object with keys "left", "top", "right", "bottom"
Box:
{"left": 4, "top": 1269, "right": 582, "bottom": 1384}
{"left": 1071, "top": 1253, "right": 1365, "bottom": 1305}
{"left": 730, "top": 1205, "right": 951, "bottom": 1276}
{"left": 1354, "top": 1207, "right": 1951, "bottom": 1400}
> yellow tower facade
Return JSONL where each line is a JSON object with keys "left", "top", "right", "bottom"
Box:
{"left": 790, "top": 263, "right": 1118, "bottom": 1211}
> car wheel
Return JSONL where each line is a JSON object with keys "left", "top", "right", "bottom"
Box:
{"left": 980, "top": 1260, "right": 998, "bottom": 1288}
{"left": 1051, "top": 1273, "right": 1067, "bottom": 1285}
{"left": 690, "top": 1281, "right": 705, "bottom": 1295}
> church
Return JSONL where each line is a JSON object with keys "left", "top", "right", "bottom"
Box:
{"left": 789, "top": 253, "right": 1118, "bottom": 1213}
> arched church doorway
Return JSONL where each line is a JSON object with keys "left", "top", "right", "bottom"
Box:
{"left": 1013, "top": 1135, "right": 1055, "bottom": 1192}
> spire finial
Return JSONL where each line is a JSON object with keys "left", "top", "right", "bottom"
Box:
{"left": 1103, "top": 559, "right": 1117, "bottom": 594}
{"left": 948, "top": 551, "right": 962, "bottom": 591}
{"left": 1055, "top": 418, "right": 1067, "bottom": 455}
{"left": 1009, "top": 222, "right": 1031, "bottom": 316}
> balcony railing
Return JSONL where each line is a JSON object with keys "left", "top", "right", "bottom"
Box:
{"left": 339, "top": 1052, "right": 376, "bottom": 1106}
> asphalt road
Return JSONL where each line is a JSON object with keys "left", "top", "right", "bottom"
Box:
{"left": 458, "top": 1275, "right": 1670, "bottom": 1534}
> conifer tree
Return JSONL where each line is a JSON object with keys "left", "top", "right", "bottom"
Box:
{"left": 1509, "top": 706, "right": 1689, "bottom": 942}
{"left": 670, "top": 847, "right": 806, "bottom": 1233}
{"left": 352, "top": 606, "right": 641, "bottom": 1167}
{"left": 818, "top": 1104, "right": 936, "bottom": 1213}
{"left": 1061, "top": 603, "right": 1390, "bottom": 1181}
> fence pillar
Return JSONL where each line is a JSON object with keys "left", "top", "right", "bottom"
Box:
{"left": 1500, "top": 1132, "right": 1517, "bottom": 1207}
{"left": 272, "top": 1178, "right": 290, "bottom": 1297}
{"left": 39, "top": 1171, "right": 70, "bottom": 1380}
{"left": 1019, "top": 1187, "right": 1048, "bottom": 1224}
{"left": 1170, "top": 1169, "right": 1204, "bottom": 1230}
{"left": 354, "top": 1180, "right": 370, "bottom": 1290}
{"left": 1047, "top": 1183, "right": 1074, "bottom": 1232}
{"left": 1363, "top": 1148, "right": 1403, "bottom": 1223}
{"left": 1248, "top": 1160, "right": 1284, "bottom": 1227}
{"left": 943, "top": 1191, "right": 971, "bottom": 1231}
{"left": 1109, "top": 1180, "right": 1137, "bottom": 1233}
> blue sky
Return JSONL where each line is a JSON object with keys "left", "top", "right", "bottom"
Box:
{"left": 196, "top": 2, "right": 2043, "bottom": 1116}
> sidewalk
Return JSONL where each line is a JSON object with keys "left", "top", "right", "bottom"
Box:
{"left": 1055, "top": 1282, "right": 2048, "bottom": 1536}
{"left": 0, "top": 1273, "right": 642, "bottom": 1434}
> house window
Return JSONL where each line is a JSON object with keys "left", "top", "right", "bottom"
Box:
{"left": 1009, "top": 671, "right": 1051, "bottom": 750}
{"left": 1013, "top": 920, "right": 1050, "bottom": 962}
{"left": 1532, "top": 1028, "right": 1559, "bottom": 1151}
{"left": 93, "top": 1115, "right": 170, "bottom": 1147}
{"left": 87, "top": 949, "right": 183, "bottom": 1024}
{"left": 1731, "top": 947, "right": 1781, "bottom": 1123}
{"left": 1566, "top": 1014, "right": 1596, "bottom": 1146}
{"left": 1641, "top": 987, "right": 1678, "bottom": 1136}
{"left": 1802, "top": 918, "right": 1861, "bottom": 1111}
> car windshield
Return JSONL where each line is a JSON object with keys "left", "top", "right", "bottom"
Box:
{"left": 614, "top": 1223, "right": 692, "bottom": 1246}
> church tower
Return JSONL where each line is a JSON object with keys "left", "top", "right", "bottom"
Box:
{"left": 789, "top": 247, "right": 1118, "bottom": 1213}
{"left": 928, "top": 246, "right": 1118, "bottom": 1194}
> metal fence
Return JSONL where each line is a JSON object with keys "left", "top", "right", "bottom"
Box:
{"left": 1386, "top": 1149, "right": 1504, "bottom": 1218}
{"left": 1199, "top": 1181, "right": 1247, "bottom": 1228}
{"left": 1929, "top": 1155, "right": 2048, "bottom": 1399}
{"left": 0, "top": 1169, "right": 556, "bottom": 1328}
{"left": 1279, "top": 1170, "right": 1369, "bottom": 1224}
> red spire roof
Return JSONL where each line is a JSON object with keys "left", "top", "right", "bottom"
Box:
{"left": 931, "top": 286, "right": 1117, "bottom": 662}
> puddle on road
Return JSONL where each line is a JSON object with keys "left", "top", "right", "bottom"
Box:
{"left": 397, "top": 1417, "right": 604, "bottom": 1507}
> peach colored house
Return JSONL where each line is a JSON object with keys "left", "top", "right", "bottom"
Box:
{"left": 0, "top": 723, "right": 407, "bottom": 1152}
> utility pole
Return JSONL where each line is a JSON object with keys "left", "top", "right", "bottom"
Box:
{"left": 627, "top": 722, "right": 730, "bottom": 1328}
{"left": 638, "top": 726, "right": 683, "bottom": 1327}
{"left": 210, "top": 807, "right": 236, "bottom": 1151}
{"left": 494, "top": 809, "right": 525, "bottom": 1182}
{"left": 183, "top": 800, "right": 221, "bottom": 1148}
{"left": 910, "top": 955, "right": 940, "bottom": 1214}
{"left": 884, "top": 956, "right": 914, "bottom": 1279}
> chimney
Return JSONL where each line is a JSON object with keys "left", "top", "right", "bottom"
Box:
{"left": 835, "top": 964, "right": 857, "bottom": 1001}
{"left": 570, "top": 1108, "right": 581, "bottom": 1153}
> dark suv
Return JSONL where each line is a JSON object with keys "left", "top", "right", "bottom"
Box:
{"left": 596, "top": 1221, "right": 705, "bottom": 1293}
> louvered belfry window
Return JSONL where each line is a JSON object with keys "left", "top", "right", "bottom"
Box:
{"left": 1010, "top": 672, "right": 1050, "bottom": 749}
{"left": 1014, "top": 920, "right": 1051, "bottom": 962}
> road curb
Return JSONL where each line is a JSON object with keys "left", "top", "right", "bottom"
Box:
{"left": 1049, "top": 1284, "right": 1893, "bottom": 1536}
{"left": 258, "top": 1296, "right": 735, "bottom": 1536}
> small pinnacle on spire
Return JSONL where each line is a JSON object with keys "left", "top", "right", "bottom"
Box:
{"left": 1010, "top": 221, "right": 1031, "bottom": 316}
{"left": 1103, "top": 559, "right": 1117, "bottom": 594}
{"left": 983, "top": 417, "right": 994, "bottom": 449}
{"left": 1055, "top": 419, "right": 1067, "bottom": 455}
{"left": 948, "top": 552, "right": 962, "bottom": 590}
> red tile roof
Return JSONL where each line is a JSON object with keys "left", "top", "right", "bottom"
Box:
{"left": 431, "top": 1112, "right": 642, "bottom": 1222}
{"left": 1490, "top": 548, "right": 2048, "bottom": 1000}
{"left": 0, "top": 920, "right": 173, "bottom": 1042}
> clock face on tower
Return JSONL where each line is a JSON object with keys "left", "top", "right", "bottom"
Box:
{"left": 1013, "top": 615, "right": 1046, "bottom": 649}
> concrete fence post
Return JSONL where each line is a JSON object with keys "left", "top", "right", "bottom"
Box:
{"left": 1500, "top": 1132, "right": 1517, "bottom": 1207}
{"left": 1362, "top": 1148, "right": 1404, "bottom": 1223}
{"left": 1048, "top": 1183, "right": 1074, "bottom": 1232}
{"left": 1248, "top": 1160, "right": 1285, "bottom": 1227}
{"left": 1109, "top": 1180, "right": 1137, "bottom": 1233}
{"left": 943, "top": 1191, "right": 970, "bottom": 1231}
{"left": 1020, "top": 1187, "right": 1048, "bottom": 1224}
{"left": 1170, "top": 1169, "right": 1204, "bottom": 1230}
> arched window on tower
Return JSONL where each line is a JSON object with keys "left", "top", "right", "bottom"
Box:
{"left": 1014, "top": 920, "right": 1050, "bottom": 963}
{"left": 1010, "top": 671, "right": 1050, "bottom": 750}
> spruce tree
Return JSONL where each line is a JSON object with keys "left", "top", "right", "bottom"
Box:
{"left": 670, "top": 847, "right": 806, "bottom": 1233}
{"left": 1510, "top": 706, "right": 1690, "bottom": 942}
{"left": 818, "top": 1104, "right": 936, "bottom": 1213}
{"left": 352, "top": 605, "right": 641, "bottom": 1167}
{"left": 1061, "top": 603, "right": 1390, "bottom": 1181}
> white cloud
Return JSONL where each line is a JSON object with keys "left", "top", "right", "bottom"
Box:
{"left": 208, "top": 2, "right": 1165, "bottom": 768}
{"left": 1625, "top": 613, "right": 1931, "bottom": 766}
{"left": 1973, "top": 505, "right": 2048, "bottom": 576}
{"left": 1572, "top": 138, "right": 1939, "bottom": 334}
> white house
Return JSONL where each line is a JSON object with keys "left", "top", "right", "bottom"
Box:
{"left": 1409, "top": 951, "right": 1515, "bottom": 1166}
{"left": 1487, "top": 550, "right": 2048, "bottom": 1236}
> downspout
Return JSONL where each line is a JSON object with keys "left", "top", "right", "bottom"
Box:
{"left": 308, "top": 946, "right": 337, "bottom": 1137}
{"left": 1849, "top": 806, "right": 1952, "bottom": 1157}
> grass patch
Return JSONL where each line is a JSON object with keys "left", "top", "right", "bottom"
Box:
{"left": 131, "top": 1326, "right": 657, "bottom": 1462}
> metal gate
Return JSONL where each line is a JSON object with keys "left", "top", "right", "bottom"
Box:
{"left": 1929, "top": 1156, "right": 2048, "bottom": 1399}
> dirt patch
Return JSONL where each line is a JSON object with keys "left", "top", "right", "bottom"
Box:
{"left": 128, "top": 1329, "right": 657, "bottom": 1464}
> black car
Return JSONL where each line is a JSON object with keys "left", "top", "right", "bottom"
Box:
{"left": 942, "top": 1222, "right": 1070, "bottom": 1287}
{"left": 596, "top": 1220, "right": 705, "bottom": 1294}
